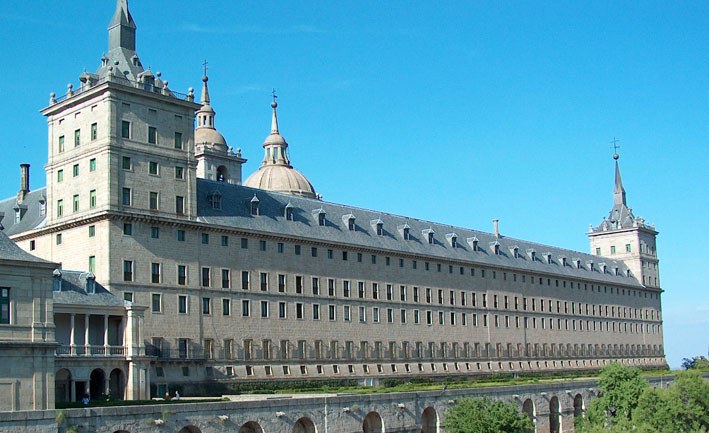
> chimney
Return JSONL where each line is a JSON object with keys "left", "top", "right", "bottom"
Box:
{"left": 17, "top": 164, "right": 30, "bottom": 203}
{"left": 493, "top": 219, "right": 500, "bottom": 238}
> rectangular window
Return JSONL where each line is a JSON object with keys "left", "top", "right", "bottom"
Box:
{"left": 279, "top": 302, "right": 287, "bottom": 318}
{"left": 149, "top": 192, "right": 159, "bottom": 210}
{"left": 201, "top": 233, "right": 209, "bottom": 244}
{"left": 151, "top": 263, "right": 161, "bottom": 283}
{"left": 177, "top": 229, "right": 185, "bottom": 241}
{"left": 241, "top": 271, "right": 249, "bottom": 290}
{"left": 122, "top": 156, "right": 131, "bottom": 170}
{"left": 201, "top": 267, "right": 211, "bottom": 287}
{"left": 328, "top": 279, "right": 335, "bottom": 296}
{"left": 175, "top": 195, "right": 184, "bottom": 214}
{"left": 88, "top": 225, "right": 95, "bottom": 237}
{"left": 56, "top": 233, "right": 62, "bottom": 245}
{"left": 151, "top": 293, "right": 161, "bottom": 312}
{"left": 89, "top": 189, "right": 96, "bottom": 208}
{"left": 343, "top": 280, "right": 350, "bottom": 297}
{"left": 178, "top": 295, "right": 188, "bottom": 314}
{"left": 241, "top": 238, "right": 248, "bottom": 249}
{"left": 74, "top": 129, "right": 81, "bottom": 146}
{"left": 72, "top": 164, "right": 79, "bottom": 177}
{"left": 296, "top": 276, "right": 303, "bottom": 294}
{"left": 148, "top": 126, "right": 157, "bottom": 144}
{"left": 90, "top": 158, "right": 97, "bottom": 171}
{"left": 202, "top": 297, "right": 211, "bottom": 315}
{"left": 150, "top": 226, "right": 159, "bottom": 239}
{"left": 123, "top": 260, "right": 133, "bottom": 281}
{"left": 313, "top": 304, "right": 321, "bottom": 320}
{"left": 177, "top": 265, "right": 187, "bottom": 285}
{"left": 312, "top": 277, "right": 320, "bottom": 295}
{"left": 261, "top": 301, "right": 269, "bottom": 318}
{"left": 344, "top": 305, "right": 351, "bottom": 321}
{"left": 123, "top": 222, "right": 132, "bottom": 235}
{"left": 242, "top": 300, "right": 250, "bottom": 317}
{"left": 88, "top": 256, "right": 96, "bottom": 273}
{"left": 221, "top": 269, "right": 230, "bottom": 289}
{"left": 72, "top": 194, "right": 79, "bottom": 212}
{"left": 149, "top": 161, "right": 159, "bottom": 175}
{"left": 387, "top": 308, "right": 394, "bottom": 323}
{"left": 329, "top": 305, "right": 336, "bottom": 321}
{"left": 259, "top": 240, "right": 266, "bottom": 251}
{"left": 175, "top": 166, "right": 184, "bottom": 179}
{"left": 121, "top": 187, "right": 131, "bottom": 206}
{"left": 625, "top": 243, "right": 631, "bottom": 252}
{"left": 57, "top": 169, "right": 63, "bottom": 182}
{"left": 296, "top": 303, "right": 304, "bottom": 319}
{"left": 121, "top": 121, "right": 130, "bottom": 139}
{"left": 58, "top": 135, "right": 65, "bottom": 152}
{"left": 174, "top": 131, "right": 183, "bottom": 149}
{"left": 373, "top": 307, "right": 380, "bottom": 323}
{"left": 91, "top": 122, "right": 97, "bottom": 141}
{"left": 260, "top": 272, "right": 268, "bottom": 291}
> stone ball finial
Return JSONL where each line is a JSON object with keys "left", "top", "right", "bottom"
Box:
{"left": 202, "top": 75, "right": 208, "bottom": 82}
{"left": 271, "top": 101, "right": 278, "bottom": 109}
{"left": 156, "top": 71, "right": 161, "bottom": 77}
{"left": 613, "top": 153, "right": 619, "bottom": 160}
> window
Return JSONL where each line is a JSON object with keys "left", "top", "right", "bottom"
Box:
{"left": 149, "top": 161, "right": 159, "bottom": 175}
{"left": 91, "top": 122, "right": 97, "bottom": 140}
{"left": 343, "top": 280, "right": 350, "bottom": 297}
{"left": 387, "top": 308, "right": 394, "bottom": 323}
{"left": 625, "top": 243, "right": 631, "bottom": 252}
{"left": 344, "top": 305, "right": 351, "bottom": 321}
{"left": 74, "top": 129, "right": 81, "bottom": 146}
{"left": 174, "top": 132, "right": 183, "bottom": 149}
{"left": 241, "top": 299, "right": 251, "bottom": 318}
{"left": 122, "top": 156, "right": 131, "bottom": 170}
{"left": 329, "top": 305, "right": 336, "bottom": 321}
{"left": 58, "top": 135, "right": 65, "bottom": 152}
{"left": 123, "top": 260, "right": 133, "bottom": 281}
{"left": 148, "top": 126, "right": 157, "bottom": 144}
{"left": 89, "top": 190, "right": 96, "bottom": 208}
{"left": 72, "top": 194, "right": 79, "bottom": 212}
{"left": 150, "top": 226, "right": 160, "bottom": 239}
{"left": 122, "top": 187, "right": 131, "bottom": 206}
{"left": 88, "top": 256, "right": 95, "bottom": 273}
{"left": 175, "top": 196, "right": 184, "bottom": 214}
{"left": 359, "top": 306, "right": 366, "bottom": 322}
{"left": 595, "top": 247, "right": 601, "bottom": 255}
{"left": 57, "top": 169, "right": 64, "bottom": 182}
{"left": 123, "top": 222, "right": 132, "bottom": 235}
{"left": 279, "top": 302, "right": 287, "bottom": 318}
{"left": 201, "top": 267, "right": 210, "bottom": 287}
{"left": 175, "top": 166, "right": 184, "bottom": 179}
{"left": 260, "top": 272, "right": 268, "bottom": 291}
{"left": 151, "top": 263, "right": 161, "bottom": 283}
{"left": 611, "top": 245, "right": 616, "bottom": 255}
{"left": 178, "top": 295, "right": 188, "bottom": 314}
{"left": 149, "top": 192, "right": 159, "bottom": 210}
{"left": 241, "top": 238, "right": 248, "bottom": 249}
{"left": 201, "top": 233, "right": 209, "bottom": 244}
{"left": 88, "top": 225, "right": 95, "bottom": 237}
{"left": 221, "top": 269, "right": 230, "bottom": 288}
{"left": 177, "top": 229, "right": 185, "bottom": 241}
{"left": 296, "top": 303, "right": 304, "bottom": 319}
{"left": 202, "top": 297, "right": 211, "bottom": 315}
{"left": 151, "top": 293, "right": 161, "bottom": 312}
{"left": 241, "top": 271, "right": 249, "bottom": 290}
{"left": 259, "top": 240, "right": 267, "bottom": 251}
{"left": 295, "top": 245, "right": 302, "bottom": 255}
{"left": 328, "top": 279, "right": 335, "bottom": 296}
{"left": 55, "top": 233, "right": 62, "bottom": 245}
{"left": 373, "top": 307, "right": 380, "bottom": 323}
{"left": 177, "top": 265, "right": 187, "bottom": 285}
{"left": 121, "top": 121, "right": 130, "bottom": 138}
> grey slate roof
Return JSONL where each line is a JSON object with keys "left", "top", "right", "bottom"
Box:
{"left": 0, "top": 229, "right": 49, "bottom": 263}
{"left": 196, "top": 179, "right": 643, "bottom": 288}
{"left": 53, "top": 270, "right": 126, "bottom": 307}
{"left": 0, "top": 188, "right": 47, "bottom": 236}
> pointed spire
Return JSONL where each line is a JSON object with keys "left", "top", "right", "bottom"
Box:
{"left": 271, "top": 89, "right": 280, "bottom": 134}
{"left": 201, "top": 75, "right": 211, "bottom": 105}
{"left": 613, "top": 153, "right": 626, "bottom": 206}
{"left": 108, "top": 0, "right": 136, "bottom": 52}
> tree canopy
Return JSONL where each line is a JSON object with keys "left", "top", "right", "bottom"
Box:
{"left": 444, "top": 397, "right": 534, "bottom": 433}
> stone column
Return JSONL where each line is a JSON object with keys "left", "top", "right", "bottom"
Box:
{"left": 69, "top": 314, "right": 76, "bottom": 355}
{"left": 84, "top": 314, "right": 90, "bottom": 356}
{"left": 103, "top": 314, "right": 109, "bottom": 355}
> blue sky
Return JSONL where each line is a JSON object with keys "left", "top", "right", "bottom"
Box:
{"left": 0, "top": 1, "right": 706, "bottom": 369}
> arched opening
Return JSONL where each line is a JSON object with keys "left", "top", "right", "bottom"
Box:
{"left": 240, "top": 421, "right": 264, "bottom": 433}
{"left": 522, "top": 398, "right": 536, "bottom": 432}
{"left": 55, "top": 368, "right": 72, "bottom": 403}
{"left": 109, "top": 368, "right": 124, "bottom": 400}
{"left": 293, "top": 416, "right": 317, "bottom": 433}
{"left": 179, "top": 426, "right": 202, "bottom": 433}
{"left": 216, "top": 165, "right": 227, "bottom": 182}
{"left": 573, "top": 394, "right": 584, "bottom": 417}
{"left": 89, "top": 368, "right": 106, "bottom": 401}
{"left": 363, "top": 411, "right": 384, "bottom": 433}
{"left": 421, "top": 406, "right": 438, "bottom": 433}
{"left": 549, "top": 396, "right": 561, "bottom": 433}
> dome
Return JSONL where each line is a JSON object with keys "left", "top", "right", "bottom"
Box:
{"left": 195, "top": 127, "right": 227, "bottom": 152}
{"left": 244, "top": 165, "right": 316, "bottom": 199}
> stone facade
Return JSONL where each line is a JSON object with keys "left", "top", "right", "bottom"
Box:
{"left": 0, "top": 0, "right": 666, "bottom": 400}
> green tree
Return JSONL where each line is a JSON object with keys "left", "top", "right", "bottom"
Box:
{"left": 444, "top": 397, "right": 534, "bottom": 433}
{"left": 577, "top": 363, "right": 649, "bottom": 433}
{"left": 682, "top": 356, "right": 709, "bottom": 371}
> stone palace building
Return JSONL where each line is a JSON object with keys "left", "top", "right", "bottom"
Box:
{"left": 0, "top": 0, "right": 665, "bottom": 402}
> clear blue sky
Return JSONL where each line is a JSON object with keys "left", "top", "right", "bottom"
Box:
{"left": 0, "top": 1, "right": 706, "bottom": 369}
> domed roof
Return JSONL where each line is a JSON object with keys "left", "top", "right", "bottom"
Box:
{"left": 244, "top": 165, "right": 316, "bottom": 199}
{"left": 195, "top": 127, "right": 227, "bottom": 152}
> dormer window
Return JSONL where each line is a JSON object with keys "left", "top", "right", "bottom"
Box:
{"left": 398, "top": 224, "right": 411, "bottom": 240}
{"left": 527, "top": 249, "right": 536, "bottom": 262}
{"left": 614, "top": 267, "right": 620, "bottom": 276}
{"left": 343, "top": 214, "right": 356, "bottom": 231}
{"left": 371, "top": 219, "right": 384, "bottom": 236}
{"left": 208, "top": 191, "right": 222, "bottom": 210}
{"left": 467, "top": 237, "right": 479, "bottom": 251}
{"left": 561, "top": 257, "right": 567, "bottom": 267}
{"left": 574, "top": 259, "right": 582, "bottom": 269}
{"left": 85, "top": 272, "right": 96, "bottom": 294}
{"left": 600, "top": 263, "right": 607, "bottom": 274}
{"left": 588, "top": 261, "right": 595, "bottom": 272}
{"left": 52, "top": 269, "right": 62, "bottom": 292}
{"left": 626, "top": 269, "right": 631, "bottom": 277}
{"left": 422, "top": 228, "right": 434, "bottom": 244}
{"left": 490, "top": 241, "right": 500, "bottom": 255}
{"left": 284, "top": 203, "right": 294, "bottom": 221}
{"left": 511, "top": 246, "right": 520, "bottom": 258}
{"left": 39, "top": 198, "right": 46, "bottom": 216}
{"left": 250, "top": 194, "right": 260, "bottom": 216}
{"left": 544, "top": 253, "right": 552, "bottom": 265}
{"left": 446, "top": 233, "right": 458, "bottom": 248}
{"left": 313, "top": 208, "right": 326, "bottom": 226}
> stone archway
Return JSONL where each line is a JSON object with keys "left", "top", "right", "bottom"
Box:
{"left": 89, "top": 368, "right": 106, "bottom": 401}
{"left": 179, "top": 426, "right": 202, "bottom": 433}
{"left": 293, "top": 416, "right": 317, "bottom": 433}
{"left": 109, "top": 368, "right": 124, "bottom": 400}
{"left": 522, "top": 398, "right": 536, "bottom": 433}
{"left": 55, "top": 368, "right": 72, "bottom": 403}
{"left": 573, "top": 394, "right": 585, "bottom": 417}
{"left": 240, "top": 421, "right": 264, "bottom": 433}
{"left": 549, "top": 396, "right": 561, "bottom": 433}
{"left": 421, "top": 406, "right": 438, "bottom": 433}
{"left": 363, "top": 411, "right": 384, "bottom": 433}
{"left": 217, "top": 165, "right": 228, "bottom": 182}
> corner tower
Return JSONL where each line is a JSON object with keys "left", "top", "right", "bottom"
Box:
{"left": 589, "top": 153, "right": 660, "bottom": 288}
{"left": 243, "top": 96, "right": 317, "bottom": 198}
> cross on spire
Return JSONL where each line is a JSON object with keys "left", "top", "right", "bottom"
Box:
{"left": 202, "top": 59, "right": 208, "bottom": 77}
{"left": 610, "top": 137, "right": 620, "bottom": 154}
{"left": 272, "top": 88, "right": 278, "bottom": 103}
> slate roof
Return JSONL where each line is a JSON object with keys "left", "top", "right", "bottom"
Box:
{"left": 53, "top": 270, "right": 126, "bottom": 308}
{"left": 0, "top": 229, "right": 50, "bottom": 263}
{"left": 196, "top": 179, "right": 643, "bottom": 288}
{"left": 0, "top": 188, "right": 47, "bottom": 236}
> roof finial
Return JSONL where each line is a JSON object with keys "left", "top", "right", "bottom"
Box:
{"left": 203, "top": 59, "right": 208, "bottom": 77}
{"left": 271, "top": 89, "right": 279, "bottom": 134}
{"left": 611, "top": 137, "right": 620, "bottom": 160}
{"left": 108, "top": 0, "right": 136, "bottom": 52}
{"left": 611, "top": 138, "right": 626, "bottom": 206}
{"left": 200, "top": 60, "right": 210, "bottom": 105}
